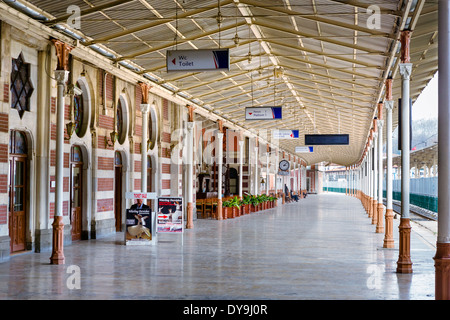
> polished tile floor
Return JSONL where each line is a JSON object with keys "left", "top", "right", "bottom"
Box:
{"left": 0, "top": 193, "right": 436, "bottom": 300}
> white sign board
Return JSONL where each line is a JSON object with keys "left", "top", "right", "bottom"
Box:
{"left": 166, "top": 49, "right": 229, "bottom": 72}
{"left": 125, "top": 192, "right": 157, "bottom": 200}
{"left": 245, "top": 107, "right": 282, "bottom": 120}
{"left": 272, "top": 129, "right": 299, "bottom": 139}
{"left": 295, "top": 146, "right": 314, "bottom": 153}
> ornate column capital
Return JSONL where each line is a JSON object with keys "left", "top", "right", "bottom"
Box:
{"left": 399, "top": 63, "right": 413, "bottom": 80}
{"left": 54, "top": 70, "right": 69, "bottom": 85}
{"left": 187, "top": 121, "right": 195, "bottom": 131}
{"left": 140, "top": 103, "right": 150, "bottom": 114}
{"left": 385, "top": 100, "right": 394, "bottom": 111}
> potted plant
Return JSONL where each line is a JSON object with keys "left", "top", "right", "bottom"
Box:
{"left": 260, "top": 194, "right": 269, "bottom": 210}
{"left": 242, "top": 195, "right": 251, "bottom": 214}
{"left": 270, "top": 196, "right": 277, "bottom": 208}
{"left": 229, "top": 196, "right": 241, "bottom": 218}
{"left": 250, "top": 195, "right": 259, "bottom": 212}
{"left": 222, "top": 200, "right": 231, "bottom": 219}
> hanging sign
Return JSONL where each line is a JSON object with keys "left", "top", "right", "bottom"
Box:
{"left": 273, "top": 129, "right": 299, "bottom": 139}
{"left": 245, "top": 107, "right": 282, "bottom": 120}
{"left": 166, "top": 49, "right": 229, "bottom": 72}
{"left": 157, "top": 197, "right": 183, "bottom": 234}
{"left": 304, "top": 134, "right": 349, "bottom": 145}
{"left": 295, "top": 146, "right": 314, "bottom": 153}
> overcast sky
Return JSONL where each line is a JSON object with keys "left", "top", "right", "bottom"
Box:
{"left": 412, "top": 72, "right": 438, "bottom": 121}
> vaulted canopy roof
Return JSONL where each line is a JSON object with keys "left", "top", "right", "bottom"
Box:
{"left": 4, "top": 0, "right": 438, "bottom": 165}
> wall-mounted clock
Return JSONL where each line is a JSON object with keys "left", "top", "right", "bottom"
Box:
{"left": 279, "top": 160, "right": 290, "bottom": 171}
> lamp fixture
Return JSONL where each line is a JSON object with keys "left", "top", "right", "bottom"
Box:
{"left": 105, "top": 130, "right": 118, "bottom": 148}
{"left": 65, "top": 121, "right": 75, "bottom": 140}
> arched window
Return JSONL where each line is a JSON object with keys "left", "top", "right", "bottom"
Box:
{"left": 115, "top": 151, "right": 122, "bottom": 166}
{"left": 9, "top": 130, "right": 27, "bottom": 155}
{"left": 11, "top": 52, "right": 34, "bottom": 119}
{"left": 73, "top": 81, "right": 84, "bottom": 137}
{"left": 71, "top": 145, "right": 83, "bottom": 163}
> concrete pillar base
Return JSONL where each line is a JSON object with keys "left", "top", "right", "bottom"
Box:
{"left": 186, "top": 202, "right": 194, "bottom": 229}
{"left": 434, "top": 242, "right": 450, "bottom": 300}
{"left": 50, "top": 216, "right": 65, "bottom": 265}
{"left": 383, "top": 209, "right": 395, "bottom": 248}
{"left": 376, "top": 204, "right": 384, "bottom": 233}
{"left": 217, "top": 199, "right": 223, "bottom": 220}
{"left": 397, "top": 218, "right": 413, "bottom": 273}
{"left": 372, "top": 200, "right": 378, "bottom": 225}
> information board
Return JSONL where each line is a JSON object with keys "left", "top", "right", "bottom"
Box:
{"left": 304, "top": 134, "right": 349, "bottom": 145}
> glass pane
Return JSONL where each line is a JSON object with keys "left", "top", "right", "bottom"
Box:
{"left": 14, "top": 161, "right": 24, "bottom": 186}
{"left": 12, "top": 131, "right": 27, "bottom": 155}
{"left": 115, "top": 151, "right": 122, "bottom": 165}
{"left": 73, "top": 167, "right": 80, "bottom": 187}
{"left": 72, "top": 146, "right": 82, "bottom": 162}
{"left": 116, "top": 100, "right": 123, "bottom": 136}
{"left": 14, "top": 187, "right": 23, "bottom": 211}
{"left": 73, "top": 188, "right": 80, "bottom": 207}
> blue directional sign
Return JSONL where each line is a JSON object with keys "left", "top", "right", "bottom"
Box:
{"left": 295, "top": 146, "right": 314, "bottom": 153}
{"left": 272, "top": 129, "right": 299, "bottom": 139}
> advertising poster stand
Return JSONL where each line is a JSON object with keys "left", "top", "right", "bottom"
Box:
{"left": 157, "top": 197, "right": 184, "bottom": 245}
{"left": 125, "top": 192, "right": 157, "bottom": 246}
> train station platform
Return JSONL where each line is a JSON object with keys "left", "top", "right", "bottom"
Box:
{"left": 0, "top": 193, "right": 436, "bottom": 301}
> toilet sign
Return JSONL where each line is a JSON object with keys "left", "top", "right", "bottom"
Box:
{"left": 166, "top": 49, "right": 229, "bottom": 72}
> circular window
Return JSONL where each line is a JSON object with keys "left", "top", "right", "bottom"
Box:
{"left": 72, "top": 79, "right": 90, "bottom": 138}
{"left": 116, "top": 97, "right": 127, "bottom": 145}
{"left": 148, "top": 106, "right": 157, "bottom": 150}
{"left": 73, "top": 82, "right": 84, "bottom": 137}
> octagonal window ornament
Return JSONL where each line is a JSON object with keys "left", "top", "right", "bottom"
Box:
{"left": 11, "top": 52, "right": 34, "bottom": 119}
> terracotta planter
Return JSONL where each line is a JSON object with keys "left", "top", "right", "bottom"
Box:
{"left": 223, "top": 207, "right": 229, "bottom": 219}
{"left": 245, "top": 204, "right": 250, "bottom": 214}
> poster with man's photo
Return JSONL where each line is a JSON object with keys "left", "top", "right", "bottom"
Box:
{"left": 157, "top": 197, "right": 183, "bottom": 233}
{"left": 125, "top": 209, "right": 152, "bottom": 244}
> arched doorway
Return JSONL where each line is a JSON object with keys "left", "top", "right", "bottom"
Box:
{"left": 70, "top": 145, "right": 83, "bottom": 241}
{"left": 229, "top": 167, "right": 238, "bottom": 195}
{"left": 114, "top": 151, "right": 123, "bottom": 232}
{"left": 9, "top": 130, "right": 28, "bottom": 252}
